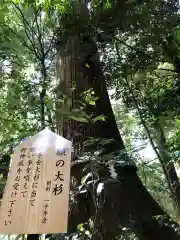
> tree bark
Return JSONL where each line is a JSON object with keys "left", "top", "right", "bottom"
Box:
{"left": 55, "top": 1, "right": 180, "bottom": 239}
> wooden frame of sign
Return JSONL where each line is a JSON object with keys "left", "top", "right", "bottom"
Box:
{"left": 0, "top": 129, "right": 72, "bottom": 234}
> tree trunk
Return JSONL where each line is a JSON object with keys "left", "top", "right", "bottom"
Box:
{"left": 155, "top": 121, "right": 180, "bottom": 215}
{"left": 55, "top": 1, "right": 180, "bottom": 239}
{"left": 116, "top": 43, "right": 180, "bottom": 216}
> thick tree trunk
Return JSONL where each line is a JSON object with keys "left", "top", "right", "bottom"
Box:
{"left": 92, "top": 166, "right": 180, "bottom": 240}
{"left": 55, "top": 1, "right": 180, "bottom": 239}
{"left": 69, "top": 162, "right": 180, "bottom": 240}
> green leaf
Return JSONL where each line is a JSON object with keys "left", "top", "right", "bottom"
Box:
{"left": 69, "top": 116, "right": 89, "bottom": 123}
{"left": 89, "top": 100, "right": 95, "bottom": 105}
{"left": 106, "top": 0, "right": 111, "bottom": 8}
{"left": 83, "top": 137, "right": 97, "bottom": 147}
{"left": 99, "top": 138, "right": 115, "bottom": 145}
{"left": 77, "top": 223, "right": 84, "bottom": 232}
{"left": 85, "top": 63, "right": 90, "bottom": 68}
{"left": 92, "top": 115, "right": 106, "bottom": 123}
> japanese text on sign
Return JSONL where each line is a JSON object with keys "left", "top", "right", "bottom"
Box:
{"left": 0, "top": 129, "right": 71, "bottom": 234}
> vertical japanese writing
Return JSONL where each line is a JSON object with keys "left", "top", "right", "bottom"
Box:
{"left": 52, "top": 148, "right": 66, "bottom": 196}
{"left": 5, "top": 200, "right": 16, "bottom": 226}
{"left": 5, "top": 148, "right": 27, "bottom": 226}
{"left": 29, "top": 149, "right": 42, "bottom": 206}
{"left": 45, "top": 180, "right": 52, "bottom": 192}
{"left": 41, "top": 200, "right": 50, "bottom": 224}
{"left": 22, "top": 148, "right": 33, "bottom": 198}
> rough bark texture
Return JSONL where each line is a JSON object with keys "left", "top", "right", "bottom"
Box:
{"left": 55, "top": 1, "right": 180, "bottom": 239}
{"left": 69, "top": 162, "right": 180, "bottom": 240}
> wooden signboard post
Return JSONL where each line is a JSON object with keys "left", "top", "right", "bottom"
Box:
{"left": 0, "top": 129, "right": 72, "bottom": 234}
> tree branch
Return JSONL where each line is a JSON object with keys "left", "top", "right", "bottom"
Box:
{"left": 12, "top": 2, "right": 41, "bottom": 60}
{"left": 115, "top": 42, "right": 180, "bottom": 213}
{"left": 32, "top": 3, "right": 44, "bottom": 60}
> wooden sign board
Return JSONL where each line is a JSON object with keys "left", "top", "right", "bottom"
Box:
{"left": 0, "top": 129, "right": 72, "bottom": 234}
